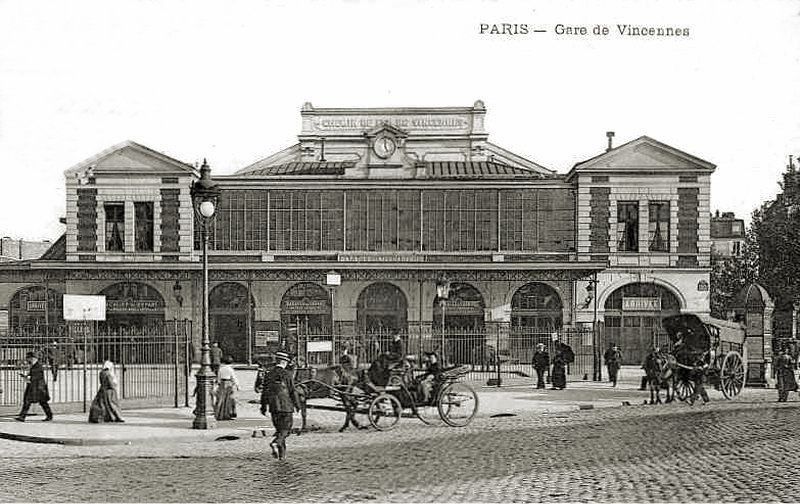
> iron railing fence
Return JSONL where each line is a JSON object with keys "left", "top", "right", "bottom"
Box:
{"left": 0, "top": 320, "right": 192, "bottom": 416}
{"left": 292, "top": 327, "right": 598, "bottom": 384}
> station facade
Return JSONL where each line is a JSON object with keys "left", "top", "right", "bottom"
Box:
{"left": 0, "top": 101, "right": 715, "bottom": 365}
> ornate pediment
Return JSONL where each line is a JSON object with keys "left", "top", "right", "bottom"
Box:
{"left": 567, "top": 136, "right": 715, "bottom": 179}
{"left": 64, "top": 140, "right": 194, "bottom": 177}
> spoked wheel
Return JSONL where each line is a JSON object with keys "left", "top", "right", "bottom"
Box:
{"left": 437, "top": 382, "right": 479, "bottom": 427}
{"left": 368, "top": 393, "right": 402, "bottom": 431}
{"left": 720, "top": 351, "right": 745, "bottom": 400}
{"left": 413, "top": 400, "right": 441, "bottom": 425}
{"left": 674, "top": 377, "right": 695, "bottom": 402}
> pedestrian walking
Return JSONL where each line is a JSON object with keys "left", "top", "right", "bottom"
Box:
{"left": 214, "top": 355, "right": 239, "bottom": 420}
{"left": 88, "top": 360, "right": 124, "bottom": 423}
{"left": 260, "top": 351, "right": 300, "bottom": 460}
{"left": 532, "top": 343, "right": 549, "bottom": 389}
{"left": 210, "top": 342, "right": 222, "bottom": 374}
{"left": 775, "top": 345, "right": 798, "bottom": 402}
{"left": 15, "top": 351, "right": 53, "bottom": 422}
{"left": 688, "top": 353, "right": 710, "bottom": 406}
{"left": 604, "top": 343, "right": 623, "bottom": 387}
{"left": 551, "top": 343, "right": 568, "bottom": 390}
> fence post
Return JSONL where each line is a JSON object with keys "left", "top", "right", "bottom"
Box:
{"left": 495, "top": 326, "right": 502, "bottom": 387}
{"left": 82, "top": 320, "right": 88, "bottom": 413}
{"left": 173, "top": 318, "right": 179, "bottom": 408}
{"left": 184, "top": 319, "right": 190, "bottom": 408}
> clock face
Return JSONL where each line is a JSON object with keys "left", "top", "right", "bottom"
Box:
{"left": 373, "top": 134, "right": 397, "bottom": 159}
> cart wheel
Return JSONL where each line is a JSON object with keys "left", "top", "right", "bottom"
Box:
{"left": 720, "top": 351, "right": 745, "bottom": 399}
{"left": 368, "top": 393, "right": 402, "bottom": 431}
{"left": 437, "top": 382, "right": 479, "bottom": 427}
{"left": 674, "top": 378, "right": 695, "bottom": 402}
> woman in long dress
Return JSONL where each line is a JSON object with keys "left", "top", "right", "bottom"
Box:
{"left": 776, "top": 346, "right": 798, "bottom": 402}
{"left": 214, "top": 355, "right": 239, "bottom": 420}
{"left": 88, "top": 360, "right": 124, "bottom": 423}
{"left": 551, "top": 345, "right": 567, "bottom": 390}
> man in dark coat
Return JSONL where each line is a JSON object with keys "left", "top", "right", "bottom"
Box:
{"left": 604, "top": 343, "right": 623, "bottom": 387}
{"left": 775, "top": 345, "right": 798, "bottom": 402}
{"left": 16, "top": 351, "right": 53, "bottom": 422}
{"left": 688, "top": 352, "right": 710, "bottom": 406}
{"left": 260, "top": 351, "right": 299, "bottom": 460}
{"left": 532, "top": 343, "right": 549, "bottom": 389}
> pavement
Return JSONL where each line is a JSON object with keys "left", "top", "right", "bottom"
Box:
{"left": 0, "top": 366, "right": 778, "bottom": 447}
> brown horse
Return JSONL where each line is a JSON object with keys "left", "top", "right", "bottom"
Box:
{"left": 643, "top": 350, "right": 675, "bottom": 404}
{"left": 293, "top": 359, "right": 364, "bottom": 433}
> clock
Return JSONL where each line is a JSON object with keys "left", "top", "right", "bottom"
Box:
{"left": 373, "top": 134, "right": 397, "bottom": 159}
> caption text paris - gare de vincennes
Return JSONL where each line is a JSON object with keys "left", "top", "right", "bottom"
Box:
{"left": 479, "top": 22, "right": 691, "bottom": 38}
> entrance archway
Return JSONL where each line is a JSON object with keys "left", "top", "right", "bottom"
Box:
{"left": 280, "top": 283, "right": 332, "bottom": 357}
{"left": 433, "top": 283, "right": 485, "bottom": 364}
{"left": 603, "top": 282, "right": 681, "bottom": 364}
{"left": 100, "top": 282, "right": 165, "bottom": 330}
{"left": 8, "top": 286, "right": 64, "bottom": 331}
{"left": 209, "top": 282, "right": 253, "bottom": 363}
{"left": 511, "top": 283, "right": 563, "bottom": 331}
{"left": 357, "top": 282, "right": 408, "bottom": 335}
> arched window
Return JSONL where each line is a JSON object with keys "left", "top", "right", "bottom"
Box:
{"left": 511, "top": 283, "right": 563, "bottom": 331}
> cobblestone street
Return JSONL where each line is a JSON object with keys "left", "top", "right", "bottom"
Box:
{"left": 1, "top": 399, "right": 799, "bottom": 502}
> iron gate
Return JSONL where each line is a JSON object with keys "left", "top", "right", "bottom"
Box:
{"left": 0, "top": 320, "right": 192, "bottom": 416}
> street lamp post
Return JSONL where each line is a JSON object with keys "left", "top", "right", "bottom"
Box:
{"left": 584, "top": 275, "right": 601, "bottom": 382}
{"left": 436, "top": 277, "right": 451, "bottom": 363}
{"left": 326, "top": 270, "right": 341, "bottom": 362}
{"left": 190, "top": 159, "right": 220, "bottom": 430}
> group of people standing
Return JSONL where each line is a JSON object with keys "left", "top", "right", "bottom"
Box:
{"left": 531, "top": 342, "right": 575, "bottom": 390}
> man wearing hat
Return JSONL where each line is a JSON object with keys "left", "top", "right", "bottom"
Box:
{"left": 604, "top": 343, "right": 623, "bottom": 387}
{"left": 531, "top": 343, "right": 550, "bottom": 389}
{"left": 16, "top": 351, "right": 53, "bottom": 422}
{"left": 260, "top": 351, "right": 299, "bottom": 460}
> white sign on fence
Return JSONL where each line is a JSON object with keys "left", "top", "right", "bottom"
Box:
{"left": 63, "top": 294, "right": 107, "bottom": 321}
{"left": 306, "top": 340, "right": 333, "bottom": 353}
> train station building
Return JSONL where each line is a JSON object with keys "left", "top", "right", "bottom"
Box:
{"left": 0, "top": 101, "right": 715, "bottom": 366}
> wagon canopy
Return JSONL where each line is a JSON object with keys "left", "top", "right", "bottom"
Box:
{"left": 661, "top": 314, "right": 713, "bottom": 352}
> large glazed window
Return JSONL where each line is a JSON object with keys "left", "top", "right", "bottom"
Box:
{"left": 617, "top": 201, "right": 639, "bottom": 252}
{"left": 648, "top": 201, "right": 670, "bottom": 252}
{"left": 134, "top": 202, "right": 154, "bottom": 252}
{"left": 105, "top": 203, "right": 125, "bottom": 252}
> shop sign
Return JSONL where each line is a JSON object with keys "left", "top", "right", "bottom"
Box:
{"left": 26, "top": 300, "right": 47, "bottom": 311}
{"left": 255, "top": 330, "right": 280, "bottom": 346}
{"left": 282, "top": 299, "right": 328, "bottom": 314}
{"left": 622, "top": 297, "right": 661, "bottom": 311}
{"left": 443, "top": 300, "right": 484, "bottom": 315}
{"left": 310, "top": 115, "right": 470, "bottom": 133}
{"left": 338, "top": 253, "right": 420, "bottom": 263}
{"left": 107, "top": 299, "right": 162, "bottom": 313}
{"left": 307, "top": 340, "right": 333, "bottom": 353}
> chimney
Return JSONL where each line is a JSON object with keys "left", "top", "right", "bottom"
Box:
{"left": 606, "top": 131, "right": 615, "bottom": 152}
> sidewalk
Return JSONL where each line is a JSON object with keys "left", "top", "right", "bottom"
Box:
{"left": 0, "top": 379, "right": 679, "bottom": 447}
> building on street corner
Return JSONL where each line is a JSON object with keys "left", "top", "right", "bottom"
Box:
{"left": 0, "top": 101, "right": 716, "bottom": 368}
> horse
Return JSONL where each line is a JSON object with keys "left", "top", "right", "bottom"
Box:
{"left": 643, "top": 350, "right": 675, "bottom": 405}
{"left": 292, "top": 357, "right": 364, "bottom": 433}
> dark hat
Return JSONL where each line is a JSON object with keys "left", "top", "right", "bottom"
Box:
{"left": 274, "top": 351, "right": 292, "bottom": 362}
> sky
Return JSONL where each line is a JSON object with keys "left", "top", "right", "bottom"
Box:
{"left": 0, "top": 0, "right": 798, "bottom": 241}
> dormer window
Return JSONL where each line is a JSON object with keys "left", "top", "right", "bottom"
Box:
{"left": 105, "top": 203, "right": 125, "bottom": 252}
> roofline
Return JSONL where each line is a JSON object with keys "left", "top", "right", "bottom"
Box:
{"left": 63, "top": 140, "right": 195, "bottom": 177}
{"left": 484, "top": 142, "right": 554, "bottom": 174}
{"left": 565, "top": 135, "right": 716, "bottom": 181}
{"left": 300, "top": 104, "right": 485, "bottom": 116}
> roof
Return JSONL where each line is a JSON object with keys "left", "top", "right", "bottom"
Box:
{"left": 240, "top": 162, "right": 353, "bottom": 176}
{"left": 64, "top": 140, "right": 195, "bottom": 177}
{"left": 235, "top": 160, "right": 549, "bottom": 179}
{"left": 566, "top": 135, "right": 716, "bottom": 180}
{"left": 39, "top": 234, "right": 66, "bottom": 261}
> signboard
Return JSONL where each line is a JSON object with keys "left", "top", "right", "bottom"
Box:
{"left": 441, "top": 300, "right": 484, "bottom": 315}
{"left": 325, "top": 272, "right": 341, "bottom": 286}
{"left": 622, "top": 297, "right": 661, "bottom": 312}
{"left": 106, "top": 299, "right": 162, "bottom": 313}
{"left": 307, "top": 340, "right": 333, "bottom": 353}
{"left": 26, "top": 300, "right": 47, "bottom": 311}
{"left": 63, "top": 295, "right": 106, "bottom": 321}
{"left": 255, "top": 330, "right": 280, "bottom": 346}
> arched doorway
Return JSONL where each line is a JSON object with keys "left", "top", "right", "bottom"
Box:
{"left": 209, "top": 282, "right": 253, "bottom": 363}
{"left": 280, "top": 283, "right": 332, "bottom": 358}
{"left": 511, "top": 283, "right": 563, "bottom": 331}
{"left": 433, "top": 283, "right": 485, "bottom": 364}
{"left": 100, "top": 282, "right": 165, "bottom": 330}
{"left": 603, "top": 282, "right": 681, "bottom": 364}
{"left": 357, "top": 283, "right": 408, "bottom": 335}
{"left": 8, "top": 286, "right": 64, "bottom": 331}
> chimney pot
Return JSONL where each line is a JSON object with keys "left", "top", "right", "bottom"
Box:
{"left": 606, "top": 131, "right": 615, "bottom": 152}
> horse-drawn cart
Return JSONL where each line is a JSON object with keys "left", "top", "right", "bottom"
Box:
{"left": 297, "top": 358, "right": 479, "bottom": 431}
{"left": 661, "top": 314, "right": 746, "bottom": 401}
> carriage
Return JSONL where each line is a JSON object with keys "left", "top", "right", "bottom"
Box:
{"left": 297, "top": 355, "right": 479, "bottom": 431}
{"left": 661, "top": 314, "right": 746, "bottom": 401}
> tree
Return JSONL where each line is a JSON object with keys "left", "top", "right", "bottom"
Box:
{"left": 710, "top": 236, "right": 757, "bottom": 319}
